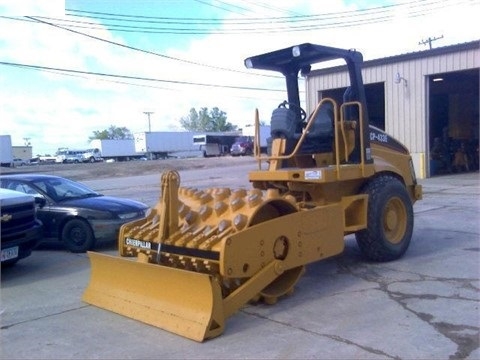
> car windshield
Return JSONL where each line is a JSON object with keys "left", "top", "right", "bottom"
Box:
{"left": 33, "top": 177, "right": 100, "bottom": 202}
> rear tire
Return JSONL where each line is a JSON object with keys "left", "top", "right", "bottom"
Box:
{"left": 355, "top": 175, "right": 413, "bottom": 262}
{"left": 62, "top": 218, "right": 96, "bottom": 253}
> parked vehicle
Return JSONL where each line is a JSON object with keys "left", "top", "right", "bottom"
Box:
{"left": 230, "top": 136, "right": 254, "bottom": 156}
{"left": 55, "top": 148, "right": 84, "bottom": 164}
{"left": 1, "top": 188, "right": 43, "bottom": 266}
{"left": 13, "top": 158, "right": 28, "bottom": 167}
{"left": 135, "top": 131, "right": 240, "bottom": 159}
{"left": 193, "top": 134, "right": 238, "bottom": 157}
{"left": 89, "top": 139, "right": 143, "bottom": 162}
{"left": 242, "top": 124, "right": 271, "bottom": 154}
{"left": 80, "top": 148, "right": 103, "bottom": 163}
{"left": 0, "top": 174, "right": 149, "bottom": 253}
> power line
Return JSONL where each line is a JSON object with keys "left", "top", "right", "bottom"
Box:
{"left": 193, "top": 0, "right": 253, "bottom": 16}
{"left": 62, "top": 0, "right": 468, "bottom": 27}
{"left": 21, "top": 16, "right": 281, "bottom": 79}
{"left": 0, "top": 60, "right": 287, "bottom": 93}
{"left": 20, "top": 0, "right": 466, "bottom": 36}
{"left": 241, "top": 0, "right": 305, "bottom": 16}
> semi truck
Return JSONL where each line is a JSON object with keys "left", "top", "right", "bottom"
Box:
{"left": 89, "top": 139, "right": 143, "bottom": 162}
{"left": 134, "top": 131, "right": 240, "bottom": 159}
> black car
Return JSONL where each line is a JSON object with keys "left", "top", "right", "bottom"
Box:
{"left": 0, "top": 174, "right": 149, "bottom": 253}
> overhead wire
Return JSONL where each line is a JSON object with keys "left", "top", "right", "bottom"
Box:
{"left": 15, "top": 0, "right": 465, "bottom": 36}
{"left": 193, "top": 0, "right": 254, "bottom": 16}
{"left": 22, "top": 16, "right": 281, "bottom": 79}
{"left": 0, "top": 61, "right": 286, "bottom": 93}
{"left": 60, "top": 0, "right": 470, "bottom": 29}
{"left": 2, "top": 0, "right": 475, "bottom": 95}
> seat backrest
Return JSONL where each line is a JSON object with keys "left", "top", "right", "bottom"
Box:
{"left": 299, "top": 102, "right": 334, "bottom": 155}
{"left": 307, "top": 102, "right": 334, "bottom": 139}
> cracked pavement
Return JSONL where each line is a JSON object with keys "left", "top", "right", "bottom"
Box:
{"left": 1, "top": 164, "right": 478, "bottom": 359}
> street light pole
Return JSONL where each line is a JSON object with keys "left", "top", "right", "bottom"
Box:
{"left": 143, "top": 111, "right": 154, "bottom": 132}
{"left": 143, "top": 111, "right": 154, "bottom": 160}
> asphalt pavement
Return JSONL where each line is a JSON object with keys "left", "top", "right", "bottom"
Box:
{"left": 1, "top": 169, "right": 479, "bottom": 359}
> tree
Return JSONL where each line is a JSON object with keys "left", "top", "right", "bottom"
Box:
{"left": 180, "top": 107, "right": 237, "bottom": 132}
{"left": 89, "top": 125, "right": 133, "bottom": 141}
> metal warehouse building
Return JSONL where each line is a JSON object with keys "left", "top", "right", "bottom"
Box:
{"left": 305, "top": 40, "right": 479, "bottom": 178}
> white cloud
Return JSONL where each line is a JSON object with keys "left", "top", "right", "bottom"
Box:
{"left": 0, "top": 0, "right": 478, "bottom": 155}
{"left": 0, "top": 0, "right": 65, "bottom": 16}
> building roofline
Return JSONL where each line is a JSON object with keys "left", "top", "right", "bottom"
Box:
{"left": 308, "top": 40, "right": 480, "bottom": 76}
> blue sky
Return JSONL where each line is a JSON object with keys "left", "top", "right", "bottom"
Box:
{"left": 0, "top": 0, "right": 478, "bottom": 156}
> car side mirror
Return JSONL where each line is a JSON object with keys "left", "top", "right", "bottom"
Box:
{"left": 35, "top": 196, "right": 47, "bottom": 208}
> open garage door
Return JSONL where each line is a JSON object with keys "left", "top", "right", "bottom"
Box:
{"left": 428, "top": 69, "right": 479, "bottom": 176}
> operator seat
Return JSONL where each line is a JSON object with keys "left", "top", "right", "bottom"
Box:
{"left": 300, "top": 102, "right": 334, "bottom": 154}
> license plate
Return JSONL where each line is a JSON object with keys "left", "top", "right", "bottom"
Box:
{"left": 1, "top": 246, "right": 19, "bottom": 262}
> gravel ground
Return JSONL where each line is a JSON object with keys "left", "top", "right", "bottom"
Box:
{"left": 0, "top": 156, "right": 255, "bottom": 182}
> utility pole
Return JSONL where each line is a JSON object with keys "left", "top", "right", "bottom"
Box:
{"left": 418, "top": 35, "right": 444, "bottom": 49}
{"left": 143, "top": 111, "right": 154, "bottom": 132}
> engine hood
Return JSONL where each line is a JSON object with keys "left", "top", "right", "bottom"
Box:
{"left": 60, "top": 195, "right": 148, "bottom": 213}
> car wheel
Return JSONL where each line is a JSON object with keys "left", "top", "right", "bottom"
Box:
{"left": 61, "top": 218, "right": 96, "bottom": 253}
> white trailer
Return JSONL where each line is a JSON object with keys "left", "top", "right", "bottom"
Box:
{"left": 134, "top": 132, "right": 203, "bottom": 159}
{"left": 89, "top": 139, "right": 144, "bottom": 162}
{"left": 0, "top": 135, "right": 13, "bottom": 167}
{"left": 133, "top": 131, "right": 242, "bottom": 159}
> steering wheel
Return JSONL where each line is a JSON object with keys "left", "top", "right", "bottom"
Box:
{"left": 278, "top": 100, "right": 307, "bottom": 121}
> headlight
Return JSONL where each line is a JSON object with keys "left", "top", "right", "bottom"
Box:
{"left": 118, "top": 212, "right": 139, "bottom": 220}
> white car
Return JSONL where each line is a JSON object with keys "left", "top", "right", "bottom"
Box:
{"left": 12, "top": 158, "right": 27, "bottom": 167}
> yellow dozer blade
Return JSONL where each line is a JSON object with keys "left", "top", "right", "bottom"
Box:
{"left": 82, "top": 251, "right": 225, "bottom": 342}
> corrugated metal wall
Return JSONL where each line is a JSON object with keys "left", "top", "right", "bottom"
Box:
{"left": 306, "top": 44, "right": 479, "bottom": 178}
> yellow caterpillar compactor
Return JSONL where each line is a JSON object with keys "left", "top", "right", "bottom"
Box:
{"left": 83, "top": 43, "right": 423, "bottom": 342}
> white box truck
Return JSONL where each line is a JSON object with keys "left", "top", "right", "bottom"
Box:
{"left": 89, "top": 139, "right": 143, "bottom": 162}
